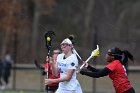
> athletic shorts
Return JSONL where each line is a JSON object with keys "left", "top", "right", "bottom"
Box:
{"left": 45, "top": 85, "right": 58, "bottom": 91}
{"left": 124, "top": 87, "right": 135, "bottom": 93}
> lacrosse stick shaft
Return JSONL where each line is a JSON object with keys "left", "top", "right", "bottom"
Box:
{"left": 44, "top": 31, "right": 55, "bottom": 93}
{"left": 73, "top": 48, "right": 82, "bottom": 61}
{"left": 78, "top": 45, "right": 99, "bottom": 72}
{"left": 80, "top": 55, "right": 93, "bottom": 69}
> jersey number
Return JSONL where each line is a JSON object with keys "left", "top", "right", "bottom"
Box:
{"left": 122, "top": 65, "right": 127, "bottom": 76}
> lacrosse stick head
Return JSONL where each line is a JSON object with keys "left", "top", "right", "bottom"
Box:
{"left": 91, "top": 45, "right": 100, "bottom": 57}
{"left": 44, "top": 31, "right": 55, "bottom": 51}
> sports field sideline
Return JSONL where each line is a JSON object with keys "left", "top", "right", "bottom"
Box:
{"left": 0, "top": 90, "right": 44, "bottom": 93}
{"left": 2, "top": 64, "right": 139, "bottom": 93}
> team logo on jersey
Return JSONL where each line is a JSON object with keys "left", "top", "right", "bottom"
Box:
{"left": 71, "top": 62, "right": 75, "bottom": 66}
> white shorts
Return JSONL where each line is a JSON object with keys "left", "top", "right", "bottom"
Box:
{"left": 55, "top": 84, "right": 82, "bottom": 93}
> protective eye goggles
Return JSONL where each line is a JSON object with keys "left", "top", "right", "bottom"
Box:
{"left": 53, "top": 52, "right": 60, "bottom": 54}
{"left": 60, "top": 43, "right": 70, "bottom": 48}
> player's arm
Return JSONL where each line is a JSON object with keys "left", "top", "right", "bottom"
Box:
{"left": 34, "top": 60, "right": 46, "bottom": 75}
{"left": 80, "top": 67, "right": 111, "bottom": 78}
{"left": 83, "top": 62, "right": 100, "bottom": 72}
{"left": 87, "top": 65, "right": 100, "bottom": 72}
{"left": 51, "top": 61, "right": 59, "bottom": 77}
{"left": 45, "top": 69, "right": 74, "bottom": 84}
{"left": 55, "top": 69, "right": 74, "bottom": 82}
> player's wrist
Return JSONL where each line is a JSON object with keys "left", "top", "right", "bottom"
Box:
{"left": 53, "top": 78, "right": 59, "bottom": 83}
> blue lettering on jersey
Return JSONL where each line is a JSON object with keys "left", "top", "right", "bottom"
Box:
{"left": 58, "top": 63, "right": 66, "bottom": 73}
{"left": 59, "top": 63, "right": 66, "bottom": 67}
{"left": 58, "top": 68, "right": 63, "bottom": 73}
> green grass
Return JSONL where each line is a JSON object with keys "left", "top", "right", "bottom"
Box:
{"left": 0, "top": 90, "right": 45, "bottom": 93}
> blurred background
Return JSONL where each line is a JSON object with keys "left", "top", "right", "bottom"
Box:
{"left": 0, "top": 0, "right": 140, "bottom": 93}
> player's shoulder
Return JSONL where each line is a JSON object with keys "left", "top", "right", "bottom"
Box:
{"left": 112, "top": 60, "right": 120, "bottom": 64}
{"left": 109, "top": 60, "right": 121, "bottom": 67}
{"left": 57, "top": 53, "right": 64, "bottom": 58}
{"left": 69, "top": 53, "right": 77, "bottom": 59}
{"left": 72, "top": 53, "right": 77, "bottom": 57}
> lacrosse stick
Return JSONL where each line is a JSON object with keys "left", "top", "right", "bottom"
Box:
{"left": 44, "top": 31, "right": 55, "bottom": 93}
{"left": 44, "top": 31, "right": 55, "bottom": 77}
{"left": 73, "top": 48, "right": 82, "bottom": 61}
{"left": 79, "top": 45, "right": 99, "bottom": 70}
{"left": 34, "top": 60, "right": 47, "bottom": 75}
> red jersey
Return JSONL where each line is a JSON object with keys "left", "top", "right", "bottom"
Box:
{"left": 106, "top": 60, "right": 132, "bottom": 93}
{"left": 44, "top": 63, "right": 60, "bottom": 86}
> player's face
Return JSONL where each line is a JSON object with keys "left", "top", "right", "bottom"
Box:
{"left": 60, "top": 43, "right": 71, "bottom": 54}
{"left": 105, "top": 54, "right": 114, "bottom": 63}
{"left": 52, "top": 50, "right": 60, "bottom": 59}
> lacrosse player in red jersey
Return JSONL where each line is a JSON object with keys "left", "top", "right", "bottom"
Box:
{"left": 44, "top": 49, "right": 61, "bottom": 93}
{"left": 80, "top": 47, "right": 135, "bottom": 93}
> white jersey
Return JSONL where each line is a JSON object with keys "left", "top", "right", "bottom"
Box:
{"left": 57, "top": 53, "right": 82, "bottom": 92}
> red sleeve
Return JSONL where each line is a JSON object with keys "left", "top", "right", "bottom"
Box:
{"left": 106, "top": 60, "right": 119, "bottom": 71}
{"left": 44, "top": 63, "right": 49, "bottom": 69}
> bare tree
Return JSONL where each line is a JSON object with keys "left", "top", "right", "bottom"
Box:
{"left": 0, "top": 0, "right": 18, "bottom": 58}
{"left": 31, "top": 0, "right": 56, "bottom": 60}
{"left": 31, "top": 0, "right": 40, "bottom": 60}
{"left": 82, "top": 0, "right": 95, "bottom": 57}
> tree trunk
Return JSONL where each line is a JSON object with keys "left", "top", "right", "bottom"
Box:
{"left": 82, "top": 0, "right": 96, "bottom": 93}
{"left": 31, "top": 0, "right": 40, "bottom": 60}
{"left": 83, "top": 0, "right": 95, "bottom": 57}
{"left": 1, "top": 0, "right": 17, "bottom": 58}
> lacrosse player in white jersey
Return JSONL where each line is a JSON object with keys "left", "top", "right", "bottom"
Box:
{"left": 45, "top": 35, "right": 83, "bottom": 93}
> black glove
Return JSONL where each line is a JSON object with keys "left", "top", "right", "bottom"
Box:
{"left": 42, "top": 71, "right": 47, "bottom": 75}
{"left": 80, "top": 69, "right": 87, "bottom": 75}
{"left": 34, "top": 60, "right": 44, "bottom": 70}
{"left": 34, "top": 60, "right": 46, "bottom": 75}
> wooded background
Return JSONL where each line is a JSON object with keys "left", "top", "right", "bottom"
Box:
{"left": 0, "top": 0, "right": 140, "bottom": 65}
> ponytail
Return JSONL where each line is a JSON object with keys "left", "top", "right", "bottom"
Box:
{"left": 121, "top": 50, "right": 134, "bottom": 65}
{"left": 68, "top": 34, "right": 75, "bottom": 45}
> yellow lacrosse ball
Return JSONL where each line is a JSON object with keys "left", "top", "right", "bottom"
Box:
{"left": 47, "top": 37, "right": 51, "bottom": 41}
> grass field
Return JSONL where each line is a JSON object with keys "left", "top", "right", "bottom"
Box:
{"left": 0, "top": 90, "right": 44, "bottom": 93}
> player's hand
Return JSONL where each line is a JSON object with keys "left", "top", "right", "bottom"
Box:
{"left": 45, "top": 79, "right": 53, "bottom": 85}
{"left": 83, "top": 61, "right": 89, "bottom": 67}
{"left": 46, "top": 56, "right": 53, "bottom": 63}
{"left": 46, "top": 56, "right": 49, "bottom": 62}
